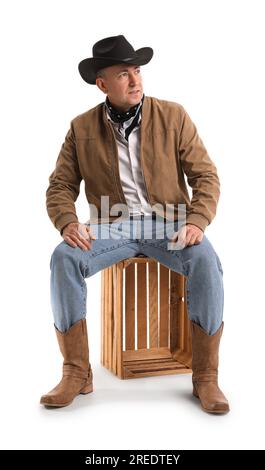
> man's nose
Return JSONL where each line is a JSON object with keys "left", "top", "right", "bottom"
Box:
{"left": 129, "top": 73, "right": 139, "bottom": 86}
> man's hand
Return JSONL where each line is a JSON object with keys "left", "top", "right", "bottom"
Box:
{"left": 170, "top": 223, "right": 204, "bottom": 248}
{"left": 62, "top": 222, "right": 96, "bottom": 251}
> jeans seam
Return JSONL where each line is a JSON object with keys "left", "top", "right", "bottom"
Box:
{"left": 81, "top": 278, "right": 86, "bottom": 319}
{"left": 141, "top": 240, "right": 187, "bottom": 271}
{"left": 81, "top": 240, "right": 138, "bottom": 275}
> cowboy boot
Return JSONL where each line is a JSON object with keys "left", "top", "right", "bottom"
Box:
{"left": 191, "top": 321, "right": 229, "bottom": 414}
{"left": 40, "top": 319, "right": 93, "bottom": 407}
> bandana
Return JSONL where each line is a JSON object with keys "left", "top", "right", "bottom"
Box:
{"left": 105, "top": 95, "right": 144, "bottom": 140}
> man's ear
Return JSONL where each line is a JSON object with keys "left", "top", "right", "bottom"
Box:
{"left": 96, "top": 78, "right": 108, "bottom": 94}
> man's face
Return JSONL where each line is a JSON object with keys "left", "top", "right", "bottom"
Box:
{"left": 96, "top": 64, "right": 143, "bottom": 111}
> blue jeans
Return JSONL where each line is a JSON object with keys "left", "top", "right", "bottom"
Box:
{"left": 50, "top": 216, "right": 224, "bottom": 335}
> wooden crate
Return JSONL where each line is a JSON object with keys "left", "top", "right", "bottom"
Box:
{"left": 101, "top": 256, "right": 192, "bottom": 379}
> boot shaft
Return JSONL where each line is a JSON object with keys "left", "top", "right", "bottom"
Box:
{"left": 191, "top": 322, "right": 223, "bottom": 380}
{"left": 191, "top": 321, "right": 229, "bottom": 413}
{"left": 55, "top": 319, "right": 90, "bottom": 379}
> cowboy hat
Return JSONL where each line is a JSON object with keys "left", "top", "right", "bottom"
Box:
{"left": 78, "top": 35, "right": 153, "bottom": 85}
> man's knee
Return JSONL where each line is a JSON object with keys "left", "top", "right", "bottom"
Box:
{"left": 185, "top": 238, "right": 223, "bottom": 274}
{"left": 50, "top": 241, "right": 83, "bottom": 270}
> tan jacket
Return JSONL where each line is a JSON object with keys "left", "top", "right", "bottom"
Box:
{"left": 46, "top": 96, "right": 220, "bottom": 233}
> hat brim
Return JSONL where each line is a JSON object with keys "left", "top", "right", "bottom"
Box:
{"left": 78, "top": 47, "right": 153, "bottom": 85}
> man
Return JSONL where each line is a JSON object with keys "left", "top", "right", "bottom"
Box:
{"left": 41, "top": 35, "right": 229, "bottom": 413}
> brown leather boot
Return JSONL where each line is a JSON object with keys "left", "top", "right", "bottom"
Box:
{"left": 40, "top": 319, "right": 93, "bottom": 407}
{"left": 191, "top": 322, "right": 229, "bottom": 414}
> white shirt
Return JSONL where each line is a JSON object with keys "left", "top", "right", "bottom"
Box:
{"left": 106, "top": 108, "right": 153, "bottom": 216}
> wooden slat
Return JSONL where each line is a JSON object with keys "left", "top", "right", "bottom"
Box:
{"left": 125, "top": 263, "right": 135, "bottom": 350}
{"left": 112, "top": 265, "right": 117, "bottom": 375}
{"left": 100, "top": 270, "right": 105, "bottom": 365}
{"left": 105, "top": 268, "right": 111, "bottom": 369}
{"left": 125, "top": 257, "right": 157, "bottom": 264}
{"left": 104, "top": 268, "right": 109, "bottom": 368}
{"left": 124, "top": 368, "right": 191, "bottom": 379}
{"left": 123, "top": 347, "right": 172, "bottom": 362}
{"left": 123, "top": 258, "right": 134, "bottom": 269}
{"left": 159, "top": 264, "right": 169, "bottom": 347}
{"left": 108, "top": 267, "right": 114, "bottom": 372}
{"left": 137, "top": 262, "right": 147, "bottom": 349}
{"left": 148, "top": 262, "right": 158, "bottom": 348}
{"left": 124, "top": 361, "right": 187, "bottom": 372}
{"left": 115, "top": 262, "right": 123, "bottom": 378}
{"left": 123, "top": 257, "right": 156, "bottom": 269}
{"left": 169, "top": 271, "right": 178, "bottom": 352}
{"left": 126, "top": 358, "right": 176, "bottom": 367}
{"left": 175, "top": 273, "right": 185, "bottom": 351}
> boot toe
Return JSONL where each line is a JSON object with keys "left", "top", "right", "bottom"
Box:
{"left": 211, "top": 401, "right": 230, "bottom": 414}
{"left": 40, "top": 395, "right": 71, "bottom": 407}
{"left": 40, "top": 395, "right": 54, "bottom": 406}
{"left": 40, "top": 394, "right": 51, "bottom": 405}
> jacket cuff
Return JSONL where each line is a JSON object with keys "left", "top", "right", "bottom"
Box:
{"left": 185, "top": 213, "right": 209, "bottom": 232}
{"left": 55, "top": 213, "right": 79, "bottom": 235}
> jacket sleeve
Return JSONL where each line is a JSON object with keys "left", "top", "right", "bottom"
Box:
{"left": 46, "top": 123, "right": 82, "bottom": 234}
{"left": 178, "top": 107, "right": 220, "bottom": 232}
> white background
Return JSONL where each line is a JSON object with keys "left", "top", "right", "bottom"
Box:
{"left": 0, "top": 0, "right": 264, "bottom": 450}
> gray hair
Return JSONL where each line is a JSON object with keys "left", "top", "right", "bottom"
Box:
{"left": 96, "top": 68, "right": 106, "bottom": 79}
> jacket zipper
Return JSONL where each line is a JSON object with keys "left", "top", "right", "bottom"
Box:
{"left": 107, "top": 121, "right": 127, "bottom": 205}
{"left": 139, "top": 127, "right": 152, "bottom": 206}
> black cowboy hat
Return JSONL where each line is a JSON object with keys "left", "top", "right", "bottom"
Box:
{"left": 78, "top": 35, "right": 153, "bottom": 85}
